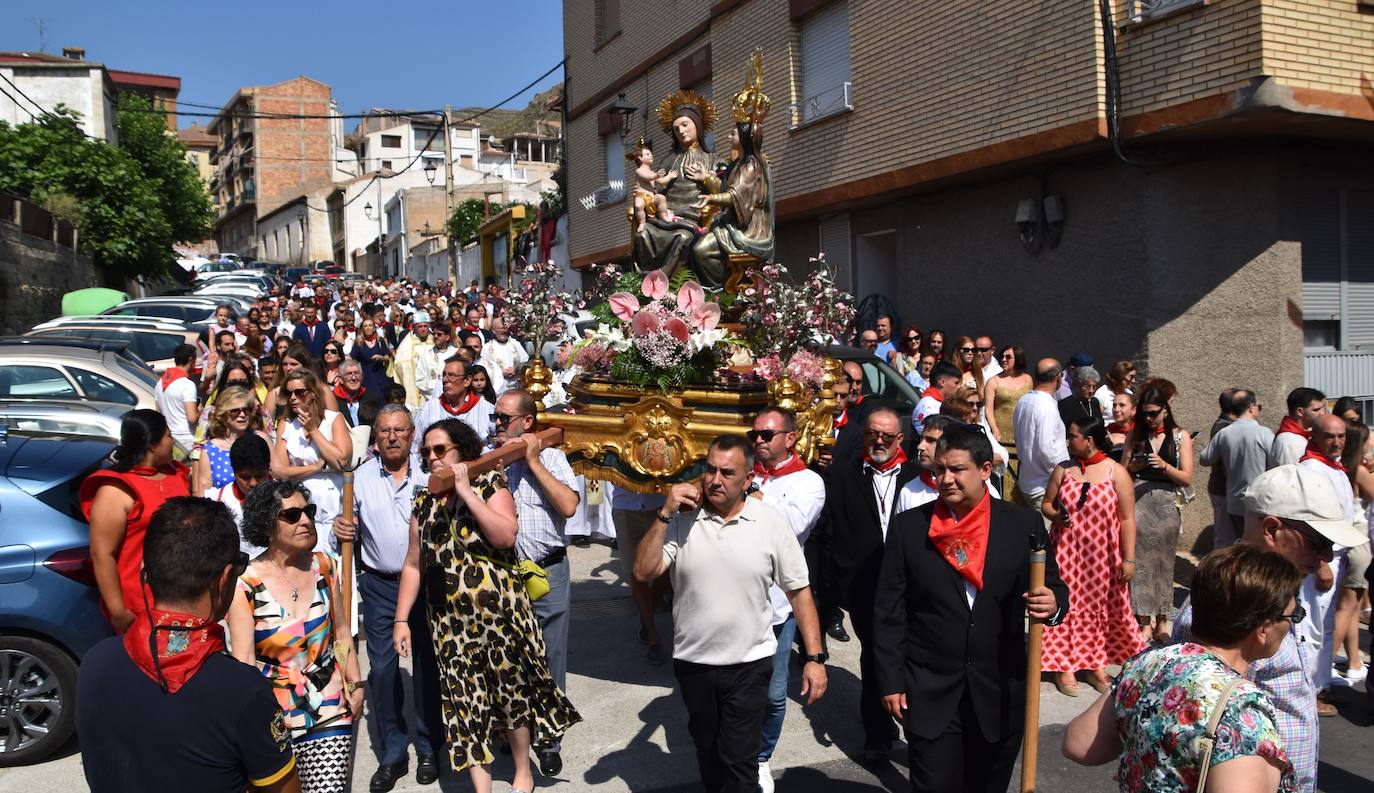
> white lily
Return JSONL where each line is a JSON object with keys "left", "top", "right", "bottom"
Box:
{"left": 688, "top": 327, "right": 730, "bottom": 354}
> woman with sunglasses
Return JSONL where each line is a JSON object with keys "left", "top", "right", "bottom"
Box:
{"left": 890, "top": 324, "right": 924, "bottom": 378}
{"left": 82, "top": 409, "right": 192, "bottom": 633}
{"left": 191, "top": 385, "right": 268, "bottom": 495}
{"left": 394, "top": 418, "right": 579, "bottom": 793}
{"left": 271, "top": 369, "right": 352, "bottom": 551}
{"left": 1065, "top": 544, "right": 1302, "bottom": 792}
{"left": 1040, "top": 416, "right": 1142, "bottom": 696}
{"left": 1125, "top": 382, "right": 1195, "bottom": 644}
{"left": 984, "top": 344, "right": 1032, "bottom": 446}
{"left": 228, "top": 481, "right": 363, "bottom": 793}
{"left": 948, "top": 335, "right": 986, "bottom": 397}
{"left": 321, "top": 342, "right": 345, "bottom": 388}
{"left": 264, "top": 342, "right": 338, "bottom": 428}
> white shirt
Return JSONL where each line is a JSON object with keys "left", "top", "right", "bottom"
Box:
{"left": 155, "top": 374, "right": 198, "bottom": 446}
{"left": 480, "top": 337, "right": 529, "bottom": 392}
{"left": 981, "top": 360, "right": 1003, "bottom": 382}
{"left": 896, "top": 474, "right": 938, "bottom": 513}
{"left": 1012, "top": 390, "right": 1069, "bottom": 496}
{"left": 205, "top": 483, "right": 261, "bottom": 556}
{"left": 868, "top": 463, "right": 904, "bottom": 539}
{"left": 1093, "top": 384, "right": 1117, "bottom": 416}
{"left": 351, "top": 455, "right": 424, "bottom": 573}
{"left": 414, "top": 344, "right": 459, "bottom": 401}
{"left": 912, "top": 395, "right": 942, "bottom": 436}
{"left": 660, "top": 499, "right": 811, "bottom": 665}
{"left": 412, "top": 394, "right": 496, "bottom": 452}
{"left": 1268, "top": 430, "right": 1308, "bottom": 470}
{"left": 757, "top": 459, "right": 826, "bottom": 625}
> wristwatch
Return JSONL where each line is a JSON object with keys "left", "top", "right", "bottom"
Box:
{"left": 802, "top": 652, "right": 829, "bottom": 665}
{"left": 655, "top": 511, "right": 675, "bottom": 524}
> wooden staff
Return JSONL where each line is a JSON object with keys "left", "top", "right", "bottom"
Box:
{"left": 339, "top": 469, "right": 355, "bottom": 628}
{"left": 427, "top": 427, "right": 564, "bottom": 493}
{"left": 1021, "top": 527, "right": 1049, "bottom": 793}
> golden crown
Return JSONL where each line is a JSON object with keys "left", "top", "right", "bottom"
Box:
{"left": 731, "top": 50, "right": 770, "bottom": 125}
{"left": 655, "top": 89, "right": 718, "bottom": 135}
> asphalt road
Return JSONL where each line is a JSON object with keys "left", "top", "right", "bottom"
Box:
{"left": 3, "top": 540, "right": 1370, "bottom": 792}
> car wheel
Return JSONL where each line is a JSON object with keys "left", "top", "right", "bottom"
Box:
{"left": 0, "top": 636, "right": 78, "bottom": 766}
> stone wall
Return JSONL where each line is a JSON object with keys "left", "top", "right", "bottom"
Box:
{"left": 0, "top": 215, "right": 96, "bottom": 335}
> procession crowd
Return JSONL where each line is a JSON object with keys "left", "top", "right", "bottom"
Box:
{"left": 69, "top": 277, "right": 1372, "bottom": 793}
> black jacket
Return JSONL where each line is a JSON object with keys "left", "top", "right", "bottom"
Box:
{"left": 810, "top": 456, "right": 920, "bottom": 613}
{"left": 873, "top": 498, "right": 1069, "bottom": 742}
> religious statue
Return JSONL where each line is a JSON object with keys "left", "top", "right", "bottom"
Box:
{"left": 629, "top": 52, "right": 775, "bottom": 291}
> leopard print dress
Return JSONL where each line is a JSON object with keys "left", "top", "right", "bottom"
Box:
{"left": 413, "top": 470, "right": 580, "bottom": 772}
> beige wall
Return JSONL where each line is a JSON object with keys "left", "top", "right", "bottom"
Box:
{"left": 1113, "top": 0, "right": 1265, "bottom": 114}
{"left": 1262, "top": 0, "right": 1374, "bottom": 94}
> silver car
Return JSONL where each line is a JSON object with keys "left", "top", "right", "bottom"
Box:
{"left": 0, "top": 399, "right": 129, "bottom": 440}
{"left": 0, "top": 339, "right": 159, "bottom": 411}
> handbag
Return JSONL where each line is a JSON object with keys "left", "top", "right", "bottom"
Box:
{"left": 1195, "top": 676, "right": 1244, "bottom": 791}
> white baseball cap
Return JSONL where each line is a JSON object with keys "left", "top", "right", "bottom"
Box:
{"left": 1242, "top": 465, "right": 1365, "bottom": 548}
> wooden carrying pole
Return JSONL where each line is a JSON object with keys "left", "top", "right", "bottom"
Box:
{"left": 339, "top": 470, "right": 356, "bottom": 629}
{"left": 426, "top": 427, "right": 564, "bottom": 493}
{"left": 1021, "top": 531, "right": 1049, "bottom": 793}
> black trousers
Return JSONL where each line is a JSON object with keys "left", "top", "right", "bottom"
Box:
{"left": 848, "top": 607, "right": 898, "bottom": 747}
{"left": 673, "top": 657, "right": 772, "bottom": 793}
{"left": 907, "top": 688, "right": 1022, "bottom": 793}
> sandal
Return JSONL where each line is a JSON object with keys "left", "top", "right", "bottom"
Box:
{"left": 1087, "top": 673, "right": 1111, "bottom": 694}
{"left": 1054, "top": 676, "right": 1081, "bottom": 697}
{"left": 1153, "top": 621, "right": 1173, "bottom": 644}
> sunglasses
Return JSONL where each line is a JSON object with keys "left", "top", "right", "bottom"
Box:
{"left": 231, "top": 551, "right": 250, "bottom": 577}
{"left": 287, "top": 387, "right": 312, "bottom": 399}
{"left": 905, "top": 335, "right": 921, "bottom": 343}
{"left": 1274, "top": 604, "right": 1307, "bottom": 626}
{"left": 225, "top": 406, "right": 252, "bottom": 417}
{"left": 968, "top": 401, "right": 984, "bottom": 409}
{"left": 1140, "top": 408, "right": 1165, "bottom": 419}
{"left": 746, "top": 429, "right": 782, "bottom": 443}
{"left": 974, "top": 346, "right": 993, "bottom": 353}
{"left": 420, "top": 442, "right": 457, "bottom": 460}
{"left": 494, "top": 412, "right": 528, "bottom": 426}
{"left": 864, "top": 430, "right": 899, "bottom": 445}
{"left": 958, "top": 346, "right": 975, "bottom": 354}
{"left": 325, "top": 348, "right": 342, "bottom": 355}
{"left": 277, "top": 503, "right": 318, "bottom": 524}
{"left": 860, "top": 339, "right": 877, "bottom": 346}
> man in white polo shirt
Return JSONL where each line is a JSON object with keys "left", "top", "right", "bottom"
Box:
{"left": 635, "top": 435, "right": 828, "bottom": 793}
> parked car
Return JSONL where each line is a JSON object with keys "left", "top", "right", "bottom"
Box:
{"left": 0, "top": 338, "right": 159, "bottom": 410}
{"left": 103, "top": 296, "right": 231, "bottom": 324}
{"left": 321, "top": 265, "right": 345, "bottom": 278}
{"left": 337, "top": 272, "right": 366, "bottom": 286}
{"left": 823, "top": 343, "right": 918, "bottom": 437}
{"left": 26, "top": 318, "right": 200, "bottom": 374}
{"left": 0, "top": 428, "right": 117, "bottom": 765}
{"left": 200, "top": 272, "right": 276, "bottom": 294}
{"left": 195, "top": 282, "right": 265, "bottom": 301}
{"left": 192, "top": 260, "right": 237, "bottom": 280}
{"left": 283, "top": 266, "right": 310, "bottom": 284}
{"left": 0, "top": 400, "right": 129, "bottom": 440}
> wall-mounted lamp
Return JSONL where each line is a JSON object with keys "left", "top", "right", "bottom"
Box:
{"left": 607, "top": 92, "right": 637, "bottom": 142}
{"left": 363, "top": 201, "right": 374, "bottom": 220}
{"left": 423, "top": 157, "right": 438, "bottom": 185}
{"left": 1015, "top": 177, "right": 1066, "bottom": 255}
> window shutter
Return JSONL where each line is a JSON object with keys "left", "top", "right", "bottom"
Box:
{"left": 799, "top": 2, "right": 851, "bottom": 124}
{"left": 1299, "top": 186, "right": 1341, "bottom": 320}
{"left": 1345, "top": 189, "right": 1374, "bottom": 349}
{"left": 819, "top": 214, "right": 852, "bottom": 294}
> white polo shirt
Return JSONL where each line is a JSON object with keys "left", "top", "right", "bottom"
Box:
{"left": 661, "top": 498, "right": 811, "bottom": 666}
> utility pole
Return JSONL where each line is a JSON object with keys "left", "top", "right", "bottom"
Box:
{"left": 442, "top": 104, "right": 458, "bottom": 288}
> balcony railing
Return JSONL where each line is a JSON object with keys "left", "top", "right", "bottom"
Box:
{"left": 1129, "top": 0, "right": 1203, "bottom": 21}
{"left": 788, "top": 82, "right": 853, "bottom": 130}
{"left": 578, "top": 180, "right": 625, "bottom": 211}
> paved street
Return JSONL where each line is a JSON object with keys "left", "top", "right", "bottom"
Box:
{"left": 4, "top": 540, "right": 1370, "bottom": 792}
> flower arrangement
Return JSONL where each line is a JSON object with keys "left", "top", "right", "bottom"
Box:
{"left": 734, "top": 255, "right": 854, "bottom": 388}
{"left": 503, "top": 258, "right": 585, "bottom": 354}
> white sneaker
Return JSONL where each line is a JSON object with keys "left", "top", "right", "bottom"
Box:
{"left": 1329, "top": 667, "right": 1352, "bottom": 687}
{"left": 1345, "top": 664, "right": 1368, "bottom": 684}
{"left": 758, "top": 761, "right": 774, "bottom": 793}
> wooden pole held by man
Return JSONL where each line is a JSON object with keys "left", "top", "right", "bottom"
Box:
{"left": 1021, "top": 530, "right": 1049, "bottom": 793}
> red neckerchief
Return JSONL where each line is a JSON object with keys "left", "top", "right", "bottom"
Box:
{"left": 1278, "top": 415, "right": 1310, "bottom": 440}
{"left": 1150, "top": 423, "right": 1166, "bottom": 436}
{"left": 122, "top": 606, "right": 226, "bottom": 693}
{"left": 231, "top": 481, "right": 248, "bottom": 502}
{"left": 919, "top": 469, "right": 937, "bottom": 489}
{"left": 439, "top": 390, "right": 480, "bottom": 416}
{"left": 753, "top": 454, "right": 807, "bottom": 483}
{"left": 464, "top": 323, "right": 481, "bottom": 333}
{"left": 864, "top": 447, "right": 908, "bottom": 473}
{"left": 332, "top": 382, "right": 364, "bottom": 404}
{"left": 1301, "top": 443, "right": 1346, "bottom": 472}
{"left": 1107, "top": 421, "right": 1133, "bottom": 435}
{"left": 921, "top": 385, "right": 944, "bottom": 403}
{"left": 833, "top": 408, "right": 849, "bottom": 429}
{"left": 128, "top": 462, "right": 186, "bottom": 478}
{"left": 159, "top": 367, "right": 189, "bottom": 389}
{"left": 1076, "top": 450, "right": 1109, "bottom": 474}
{"left": 300, "top": 320, "right": 319, "bottom": 329}
{"left": 850, "top": 394, "right": 864, "bottom": 408}
{"left": 928, "top": 490, "right": 992, "bottom": 590}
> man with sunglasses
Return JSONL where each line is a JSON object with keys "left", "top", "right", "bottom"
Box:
{"left": 748, "top": 408, "right": 826, "bottom": 792}
{"left": 493, "top": 388, "right": 580, "bottom": 778}
{"left": 1297, "top": 414, "right": 1356, "bottom": 702}
{"left": 811, "top": 407, "right": 919, "bottom": 763}
{"left": 975, "top": 336, "right": 1001, "bottom": 382}
{"left": 1171, "top": 464, "right": 1365, "bottom": 791}
{"left": 78, "top": 497, "right": 300, "bottom": 793}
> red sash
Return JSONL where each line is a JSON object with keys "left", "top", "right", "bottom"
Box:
{"left": 753, "top": 455, "right": 807, "bottom": 483}
{"left": 332, "top": 382, "right": 364, "bottom": 404}
{"left": 439, "top": 391, "right": 480, "bottom": 416}
{"left": 929, "top": 490, "right": 992, "bottom": 590}
{"left": 833, "top": 408, "right": 849, "bottom": 430}
{"left": 1076, "top": 450, "right": 1108, "bottom": 474}
{"left": 919, "top": 470, "right": 937, "bottom": 489}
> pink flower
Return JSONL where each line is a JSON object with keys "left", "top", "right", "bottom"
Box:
{"left": 641, "top": 270, "right": 669, "bottom": 301}
{"left": 609, "top": 292, "right": 640, "bottom": 322}
{"left": 676, "top": 280, "right": 705, "bottom": 311}
{"left": 690, "top": 302, "right": 721, "bottom": 331}
{"left": 631, "top": 310, "right": 662, "bottom": 337}
{"left": 664, "top": 317, "right": 691, "bottom": 342}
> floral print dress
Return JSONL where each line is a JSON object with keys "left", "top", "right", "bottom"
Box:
{"left": 1111, "top": 643, "right": 1297, "bottom": 792}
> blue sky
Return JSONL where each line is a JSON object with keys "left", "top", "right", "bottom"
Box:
{"left": 2, "top": 0, "right": 565, "bottom": 127}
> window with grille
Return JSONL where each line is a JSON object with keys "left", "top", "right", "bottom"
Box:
{"left": 596, "top": 0, "right": 621, "bottom": 45}
{"left": 793, "top": 1, "right": 852, "bottom": 128}
{"left": 1300, "top": 185, "right": 1374, "bottom": 351}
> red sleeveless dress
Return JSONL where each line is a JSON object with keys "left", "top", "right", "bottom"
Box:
{"left": 79, "top": 463, "right": 191, "bottom": 626}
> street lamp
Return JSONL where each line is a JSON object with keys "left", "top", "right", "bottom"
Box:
{"left": 423, "top": 156, "right": 438, "bottom": 185}
{"left": 607, "top": 92, "right": 637, "bottom": 142}
{"left": 363, "top": 202, "right": 373, "bottom": 219}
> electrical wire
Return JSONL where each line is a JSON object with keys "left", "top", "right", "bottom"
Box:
{"left": 1098, "top": 0, "right": 1145, "bottom": 167}
{"left": 0, "top": 71, "right": 49, "bottom": 118}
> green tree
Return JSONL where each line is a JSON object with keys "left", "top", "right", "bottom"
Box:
{"left": 116, "top": 96, "right": 214, "bottom": 247}
{"left": 446, "top": 198, "right": 535, "bottom": 245}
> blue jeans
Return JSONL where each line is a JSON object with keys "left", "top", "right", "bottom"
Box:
{"left": 531, "top": 557, "right": 571, "bottom": 752}
{"left": 757, "top": 615, "right": 797, "bottom": 762}
{"left": 360, "top": 572, "right": 442, "bottom": 765}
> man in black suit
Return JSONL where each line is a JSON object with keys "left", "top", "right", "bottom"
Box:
{"left": 874, "top": 425, "right": 1068, "bottom": 792}
{"left": 810, "top": 406, "right": 919, "bottom": 761}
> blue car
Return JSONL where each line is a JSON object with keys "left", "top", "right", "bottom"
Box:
{"left": 0, "top": 427, "right": 115, "bottom": 765}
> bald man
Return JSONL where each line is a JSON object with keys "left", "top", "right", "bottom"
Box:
{"left": 1011, "top": 358, "right": 1069, "bottom": 517}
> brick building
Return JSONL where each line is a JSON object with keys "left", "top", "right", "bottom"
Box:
{"left": 564, "top": 0, "right": 1374, "bottom": 541}
{"left": 207, "top": 76, "right": 338, "bottom": 258}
